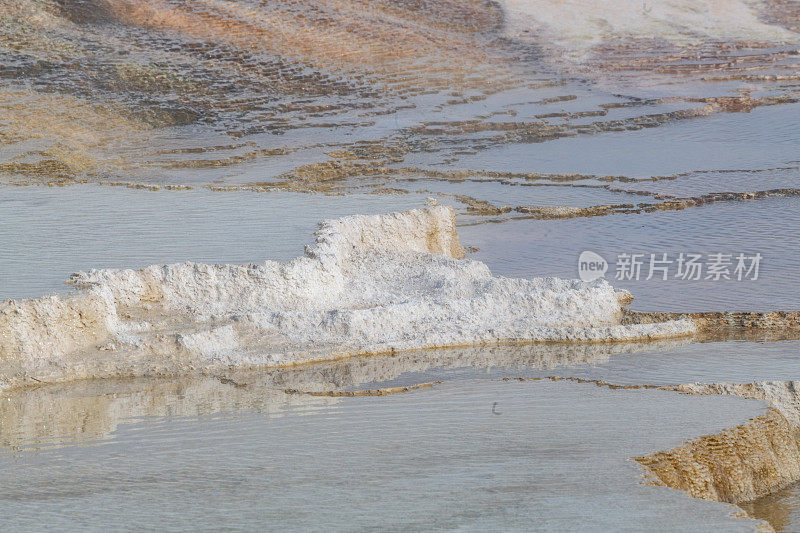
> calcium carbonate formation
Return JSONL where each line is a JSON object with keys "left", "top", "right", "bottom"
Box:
{"left": 500, "top": 0, "right": 798, "bottom": 56}
{"left": 0, "top": 202, "right": 694, "bottom": 388}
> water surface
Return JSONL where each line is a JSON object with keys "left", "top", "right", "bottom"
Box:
{"left": 0, "top": 378, "right": 767, "bottom": 532}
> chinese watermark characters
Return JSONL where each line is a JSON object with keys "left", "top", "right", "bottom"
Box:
{"left": 579, "top": 251, "right": 762, "bottom": 282}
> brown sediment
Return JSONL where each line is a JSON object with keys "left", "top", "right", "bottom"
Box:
{"left": 366, "top": 187, "right": 410, "bottom": 195}
{"left": 88, "top": 0, "right": 514, "bottom": 92}
{"left": 630, "top": 378, "right": 800, "bottom": 527}
{"left": 583, "top": 37, "right": 800, "bottom": 80}
{"left": 101, "top": 182, "right": 195, "bottom": 191}
{"left": 12, "top": 155, "right": 791, "bottom": 198}
{"left": 408, "top": 94, "right": 798, "bottom": 142}
{"left": 502, "top": 375, "right": 663, "bottom": 391}
{"left": 532, "top": 94, "right": 578, "bottom": 105}
{"left": 1, "top": 78, "right": 797, "bottom": 188}
{"left": 539, "top": 373, "right": 800, "bottom": 521}
{"left": 633, "top": 408, "right": 800, "bottom": 505}
{"left": 408, "top": 103, "right": 716, "bottom": 137}
{"left": 400, "top": 168, "right": 612, "bottom": 183}
{"left": 2, "top": 1, "right": 799, "bottom": 188}
{"left": 687, "top": 94, "right": 799, "bottom": 113}
{"left": 453, "top": 188, "right": 800, "bottom": 224}
{"left": 284, "top": 381, "right": 441, "bottom": 397}
{"left": 0, "top": 90, "right": 147, "bottom": 181}
{"left": 148, "top": 147, "right": 292, "bottom": 170}
{"left": 187, "top": 154, "right": 800, "bottom": 199}
{"left": 197, "top": 152, "right": 798, "bottom": 198}
{"left": 623, "top": 310, "right": 800, "bottom": 332}
{"left": 512, "top": 374, "right": 800, "bottom": 525}
{"left": 513, "top": 204, "right": 633, "bottom": 219}
{"left": 0, "top": 0, "right": 521, "bottom": 185}
{"left": 453, "top": 195, "right": 512, "bottom": 216}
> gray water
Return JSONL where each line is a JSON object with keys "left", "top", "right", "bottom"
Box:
{"left": 0, "top": 377, "right": 766, "bottom": 532}
{"left": 462, "top": 197, "right": 800, "bottom": 312}
{"left": 0, "top": 140, "right": 798, "bottom": 532}
{"left": 1, "top": 335, "right": 799, "bottom": 531}
{"left": 3, "top": 0, "right": 800, "bottom": 530}
{"left": 430, "top": 103, "right": 800, "bottom": 178}
{"left": 0, "top": 186, "right": 426, "bottom": 299}
{"left": 744, "top": 482, "right": 800, "bottom": 533}
{"left": 2, "top": 184, "right": 797, "bottom": 313}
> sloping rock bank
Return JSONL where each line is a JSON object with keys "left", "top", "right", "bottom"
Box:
{"left": 635, "top": 381, "right": 800, "bottom": 530}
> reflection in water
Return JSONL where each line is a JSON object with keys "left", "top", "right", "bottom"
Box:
{"left": 0, "top": 377, "right": 768, "bottom": 531}
{"left": 2, "top": 2, "right": 800, "bottom": 530}
{"left": 741, "top": 484, "right": 800, "bottom": 533}
{"left": 0, "top": 340, "right": 689, "bottom": 451}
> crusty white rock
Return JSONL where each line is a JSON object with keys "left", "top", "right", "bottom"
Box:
{"left": 0, "top": 202, "right": 694, "bottom": 388}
